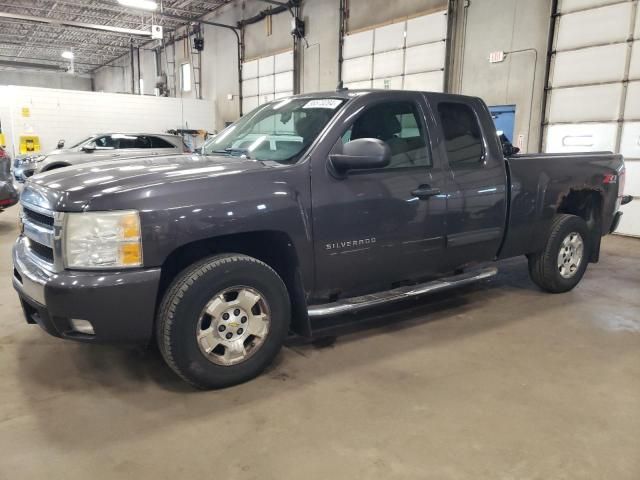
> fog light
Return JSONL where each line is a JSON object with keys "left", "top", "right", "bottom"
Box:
{"left": 70, "top": 319, "right": 95, "bottom": 335}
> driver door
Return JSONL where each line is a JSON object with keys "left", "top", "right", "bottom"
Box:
{"left": 310, "top": 92, "right": 448, "bottom": 300}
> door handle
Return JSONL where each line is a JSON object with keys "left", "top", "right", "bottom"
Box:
{"left": 411, "top": 185, "right": 441, "bottom": 199}
{"left": 111, "top": 153, "right": 121, "bottom": 157}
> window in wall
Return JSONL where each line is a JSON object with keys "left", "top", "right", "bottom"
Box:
{"left": 342, "top": 101, "right": 431, "bottom": 169}
{"left": 437, "top": 102, "right": 484, "bottom": 168}
{"left": 181, "top": 63, "right": 191, "bottom": 92}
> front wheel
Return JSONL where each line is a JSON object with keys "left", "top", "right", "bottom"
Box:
{"left": 528, "top": 214, "right": 590, "bottom": 293}
{"left": 156, "top": 254, "right": 291, "bottom": 389}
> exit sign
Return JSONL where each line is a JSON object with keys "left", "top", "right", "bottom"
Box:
{"left": 489, "top": 51, "right": 505, "bottom": 63}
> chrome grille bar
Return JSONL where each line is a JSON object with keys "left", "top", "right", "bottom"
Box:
{"left": 22, "top": 218, "right": 54, "bottom": 248}
{"left": 20, "top": 199, "right": 63, "bottom": 271}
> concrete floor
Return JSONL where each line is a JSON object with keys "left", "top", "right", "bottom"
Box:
{"left": 0, "top": 203, "right": 639, "bottom": 480}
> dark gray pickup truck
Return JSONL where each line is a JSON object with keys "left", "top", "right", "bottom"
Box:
{"left": 13, "top": 89, "right": 629, "bottom": 388}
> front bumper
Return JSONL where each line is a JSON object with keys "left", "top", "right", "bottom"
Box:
{"left": 12, "top": 236, "right": 162, "bottom": 344}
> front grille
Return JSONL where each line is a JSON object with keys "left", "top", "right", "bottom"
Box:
{"left": 29, "top": 240, "right": 54, "bottom": 263}
{"left": 21, "top": 201, "right": 57, "bottom": 269}
{"left": 23, "top": 207, "right": 54, "bottom": 227}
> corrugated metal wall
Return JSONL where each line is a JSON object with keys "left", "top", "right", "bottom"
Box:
{"left": 544, "top": 0, "right": 640, "bottom": 236}
{"left": 341, "top": 9, "right": 448, "bottom": 92}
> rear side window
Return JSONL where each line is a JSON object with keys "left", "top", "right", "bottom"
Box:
{"left": 115, "top": 136, "right": 139, "bottom": 149}
{"left": 150, "top": 136, "right": 176, "bottom": 148}
{"left": 342, "top": 101, "right": 431, "bottom": 169}
{"left": 437, "top": 102, "right": 484, "bottom": 168}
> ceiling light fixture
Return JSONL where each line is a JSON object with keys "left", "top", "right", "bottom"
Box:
{"left": 61, "top": 51, "right": 74, "bottom": 59}
{"left": 117, "top": 0, "right": 158, "bottom": 11}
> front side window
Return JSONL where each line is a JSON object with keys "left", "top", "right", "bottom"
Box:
{"left": 202, "top": 97, "right": 345, "bottom": 163}
{"left": 437, "top": 102, "right": 484, "bottom": 169}
{"left": 94, "top": 136, "right": 116, "bottom": 149}
{"left": 341, "top": 101, "right": 431, "bottom": 169}
{"left": 70, "top": 136, "right": 96, "bottom": 149}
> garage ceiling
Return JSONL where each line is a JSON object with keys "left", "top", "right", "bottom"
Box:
{"left": 0, "top": 0, "right": 232, "bottom": 74}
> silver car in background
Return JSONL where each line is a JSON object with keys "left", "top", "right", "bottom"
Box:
{"left": 13, "top": 133, "right": 188, "bottom": 182}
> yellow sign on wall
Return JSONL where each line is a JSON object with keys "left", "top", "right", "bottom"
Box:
{"left": 19, "top": 135, "right": 40, "bottom": 154}
{"left": 21, "top": 107, "right": 30, "bottom": 117}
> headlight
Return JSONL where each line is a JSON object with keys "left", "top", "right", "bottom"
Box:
{"left": 64, "top": 210, "right": 143, "bottom": 269}
{"left": 20, "top": 155, "right": 45, "bottom": 164}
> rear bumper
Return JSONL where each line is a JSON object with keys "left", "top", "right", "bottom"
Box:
{"left": 609, "top": 211, "right": 623, "bottom": 234}
{"left": 12, "top": 236, "right": 162, "bottom": 344}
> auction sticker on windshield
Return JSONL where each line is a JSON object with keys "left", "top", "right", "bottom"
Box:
{"left": 303, "top": 99, "right": 342, "bottom": 109}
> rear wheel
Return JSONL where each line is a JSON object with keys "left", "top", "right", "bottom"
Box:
{"left": 157, "top": 254, "right": 290, "bottom": 389}
{"left": 528, "top": 214, "right": 590, "bottom": 293}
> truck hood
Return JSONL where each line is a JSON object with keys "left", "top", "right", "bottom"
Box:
{"left": 23, "top": 154, "right": 270, "bottom": 212}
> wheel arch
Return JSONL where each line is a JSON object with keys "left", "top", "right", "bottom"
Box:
{"left": 40, "top": 162, "right": 70, "bottom": 172}
{"left": 556, "top": 189, "right": 603, "bottom": 262}
{"left": 156, "top": 230, "right": 312, "bottom": 337}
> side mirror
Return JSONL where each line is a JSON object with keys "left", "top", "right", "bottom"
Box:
{"left": 502, "top": 142, "right": 520, "bottom": 157}
{"left": 82, "top": 142, "right": 96, "bottom": 152}
{"left": 329, "top": 138, "right": 391, "bottom": 174}
{"left": 57, "top": 139, "right": 65, "bottom": 149}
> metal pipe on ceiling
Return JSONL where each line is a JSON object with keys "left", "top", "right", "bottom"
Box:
{"left": 0, "top": 59, "right": 65, "bottom": 71}
{"left": 0, "top": 54, "right": 124, "bottom": 68}
{"left": 0, "top": 11, "right": 152, "bottom": 37}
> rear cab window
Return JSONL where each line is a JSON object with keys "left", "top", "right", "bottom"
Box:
{"left": 436, "top": 102, "right": 485, "bottom": 169}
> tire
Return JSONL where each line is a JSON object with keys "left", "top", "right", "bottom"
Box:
{"left": 156, "top": 254, "right": 291, "bottom": 389}
{"left": 528, "top": 214, "right": 590, "bottom": 293}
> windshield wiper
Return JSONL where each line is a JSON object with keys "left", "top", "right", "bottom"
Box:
{"left": 210, "top": 148, "right": 251, "bottom": 159}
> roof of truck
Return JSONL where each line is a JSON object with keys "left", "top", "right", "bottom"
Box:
{"left": 287, "top": 88, "right": 478, "bottom": 102}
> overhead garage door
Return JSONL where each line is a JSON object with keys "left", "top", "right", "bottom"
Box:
{"left": 341, "top": 9, "right": 448, "bottom": 92}
{"left": 241, "top": 50, "right": 294, "bottom": 114}
{"left": 544, "top": 0, "right": 640, "bottom": 236}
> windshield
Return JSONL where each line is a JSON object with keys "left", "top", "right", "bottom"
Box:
{"left": 202, "top": 97, "right": 345, "bottom": 163}
{"left": 68, "top": 136, "right": 96, "bottom": 149}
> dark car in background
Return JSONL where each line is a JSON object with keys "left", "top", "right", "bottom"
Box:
{"left": 13, "top": 132, "right": 188, "bottom": 182}
{"left": 0, "top": 147, "right": 18, "bottom": 212}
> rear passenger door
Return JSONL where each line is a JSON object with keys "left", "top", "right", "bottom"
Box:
{"left": 433, "top": 99, "right": 508, "bottom": 267}
{"left": 311, "top": 92, "right": 449, "bottom": 299}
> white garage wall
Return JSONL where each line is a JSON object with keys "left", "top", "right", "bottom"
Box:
{"left": 341, "top": 9, "right": 448, "bottom": 92}
{"left": 0, "top": 85, "right": 214, "bottom": 157}
{"left": 241, "top": 50, "right": 294, "bottom": 115}
{"left": 545, "top": 0, "right": 640, "bottom": 236}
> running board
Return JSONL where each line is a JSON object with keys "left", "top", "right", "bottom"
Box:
{"left": 307, "top": 267, "right": 498, "bottom": 318}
